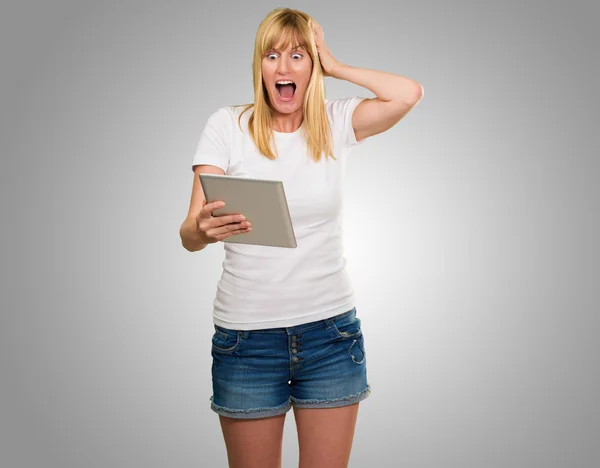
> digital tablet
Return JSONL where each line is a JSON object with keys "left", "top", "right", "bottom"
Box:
{"left": 199, "top": 173, "right": 297, "bottom": 248}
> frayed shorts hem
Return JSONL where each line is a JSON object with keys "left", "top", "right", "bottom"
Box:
{"left": 210, "top": 397, "right": 292, "bottom": 419}
{"left": 210, "top": 385, "right": 371, "bottom": 419}
{"left": 290, "top": 384, "right": 371, "bottom": 409}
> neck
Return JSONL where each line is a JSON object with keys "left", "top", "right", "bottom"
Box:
{"left": 272, "top": 110, "right": 303, "bottom": 133}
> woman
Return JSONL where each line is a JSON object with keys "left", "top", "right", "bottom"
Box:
{"left": 180, "top": 8, "right": 423, "bottom": 468}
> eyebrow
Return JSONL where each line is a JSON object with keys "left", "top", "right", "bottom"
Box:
{"left": 270, "top": 46, "right": 305, "bottom": 52}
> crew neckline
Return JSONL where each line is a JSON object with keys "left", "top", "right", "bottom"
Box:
{"left": 273, "top": 126, "right": 302, "bottom": 137}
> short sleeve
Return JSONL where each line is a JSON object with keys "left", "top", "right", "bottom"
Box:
{"left": 327, "top": 96, "right": 367, "bottom": 149}
{"left": 191, "top": 107, "right": 232, "bottom": 172}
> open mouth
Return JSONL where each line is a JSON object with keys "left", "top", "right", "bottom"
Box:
{"left": 275, "top": 81, "right": 296, "bottom": 100}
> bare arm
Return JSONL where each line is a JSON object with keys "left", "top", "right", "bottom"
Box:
{"left": 311, "top": 20, "right": 423, "bottom": 142}
{"left": 332, "top": 64, "right": 423, "bottom": 142}
{"left": 180, "top": 165, "right": 224, "bottom": 252}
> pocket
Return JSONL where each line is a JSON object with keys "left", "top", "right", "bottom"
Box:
{"left": 349, "top": 339, "right": 366, "bottom": 364}
{"left": 331, "top": 310, "right": 363, "bottom": 339}
{"left": 211, "top": 325, "right": 242, "bottom": 353}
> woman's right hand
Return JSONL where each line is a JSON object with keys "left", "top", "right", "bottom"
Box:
{"left": 196, "top": 199, "right": 252, "bottom": 244}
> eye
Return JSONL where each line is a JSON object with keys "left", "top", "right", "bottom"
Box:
{"left": 267, "top": 53, "right": 278, "bottom": 60}
{"left": 292, "top": 53, "right": 302, "bottom": 59}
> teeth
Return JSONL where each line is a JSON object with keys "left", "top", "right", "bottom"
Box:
{"left": 276, "top": 80, "right": 294, "bottom": 85}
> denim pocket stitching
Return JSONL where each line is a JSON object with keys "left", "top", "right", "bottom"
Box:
{"left": 212, "top": 330, "right": 242, "bottom": 352}
{"left": 349, "top": 339, "right": 366, "bottom": 364}
{"left": 332, "top": 317, "right": 362, "bottom": 339}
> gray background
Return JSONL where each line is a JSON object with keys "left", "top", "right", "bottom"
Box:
{"left": 1, "top": 0, "right": 598, "bottom": 467}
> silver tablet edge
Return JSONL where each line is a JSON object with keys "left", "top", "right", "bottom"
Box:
{"left": 199, "top": 173, "right": 282, "bottom": 185}
{"left": 275, "top": 181, "right": 297, "bottom": 248}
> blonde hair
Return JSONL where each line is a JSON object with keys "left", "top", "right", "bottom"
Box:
{"left": 231, "top": 8, "right": 335, "bottom": 162}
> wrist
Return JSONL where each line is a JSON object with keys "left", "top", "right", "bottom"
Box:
{"left": 329, "top": 61, "right": 347, "bottom": 79}
{"left": 180, "top": 217, "right": 207, "bottom": 248}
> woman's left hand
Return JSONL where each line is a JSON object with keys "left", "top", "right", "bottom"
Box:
{"left": 312, "top": 21, "right": 341, "bottom": 77}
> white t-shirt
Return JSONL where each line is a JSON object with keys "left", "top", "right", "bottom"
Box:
{"left": 192, "top": 97, "right": 366, "bottom": 330}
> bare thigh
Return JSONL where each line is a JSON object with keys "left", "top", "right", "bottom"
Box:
{"left": 294, "top": 402, "right": 360, "bottom": 468}
{"left": 218, "top": 413, "right": 287, "bottom": 468}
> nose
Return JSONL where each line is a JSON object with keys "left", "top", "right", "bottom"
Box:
{"left": 277, "top": 55, "right": 290, "bottom": 75}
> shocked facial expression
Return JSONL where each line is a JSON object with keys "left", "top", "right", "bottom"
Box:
{"left": 262, "top": 43, "right": 312, "bottom": 113}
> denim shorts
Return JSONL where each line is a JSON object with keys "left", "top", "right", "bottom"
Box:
{"left": 210, "top": 307, "right": 371, "bottom": 419}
